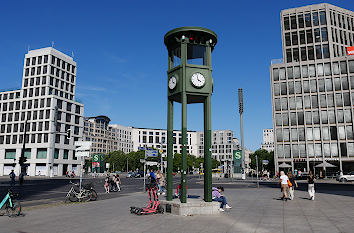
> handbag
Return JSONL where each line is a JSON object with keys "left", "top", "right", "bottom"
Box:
{"left": 287, "top": 179, "right": 292, "bottom": 187}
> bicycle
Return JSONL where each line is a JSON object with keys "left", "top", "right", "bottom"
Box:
{"left": 65, "top": 181, "right": 97, "bottom": 203}
{"left": 0, "top": 189, "right": 21, "bottom": 217}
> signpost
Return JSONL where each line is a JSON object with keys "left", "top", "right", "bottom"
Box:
{"left": 256, "top": 155, "right": 259, "bottom": 188}
{"left": 233, "top": 150, "right": 242, "bottom": 174}
{"left": 145, "top": 150, "right": 158, "bottom": 157}
{"left": 75, "top": 141, "right": 92, "bottom": 190}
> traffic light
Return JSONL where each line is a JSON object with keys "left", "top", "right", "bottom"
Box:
{"left": 19, "top": 156, "right": 27, "bottom": 165}
{"left": 66, "top": 129, "right": 71, "bottom": 139}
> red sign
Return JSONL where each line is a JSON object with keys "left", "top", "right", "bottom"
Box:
{"left": 347, "top": 46, "right": 354, "bottom": 55}
{"left": 92, "top": 162, "right": 100, "bottom": 167}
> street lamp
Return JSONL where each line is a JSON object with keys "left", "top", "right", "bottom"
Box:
{"left": 238, "top": 88, "right": 245, "bottom": 180}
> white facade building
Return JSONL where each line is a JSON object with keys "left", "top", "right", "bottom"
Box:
{"left": 261, "top": 129, "right": 275, "bottom": 152}
{"left": 131, "top": 128, "right": 240, "bottom": 172}
{"left": 83, "top": 120, "right": 249, "bottom": 173}
{"left": 0, "top": 47, "right": 84, "bottom": 176}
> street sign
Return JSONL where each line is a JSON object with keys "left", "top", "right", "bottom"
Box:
{"left": 234, "top": 150, "right": 242, "bottom": 160}
{"left": 76, "top": 151, "right": 90, "bottom": 157}
{"left": 145, "top": 150, "right": 158, "bottom": 157}
{"left": 146, "top": 161, "right": 158, "bottom": 166}
{"left": 75, "top": 141, "right": 92, "bottom": 152}
{"left": 106, "top": 163, "right": 110, "bottom": 169}
{"left": 262, "top": 160, "right": 269, "bottom": 165}
{"left": 92, "top": 162, "right": 100, "bottom": 167}
{"left": 233, "top": 150, "right": 242, "bottom": 174}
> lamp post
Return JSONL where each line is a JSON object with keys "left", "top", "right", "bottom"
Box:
{"left": 238, "top": 89, "right": 245, "bottom": 180}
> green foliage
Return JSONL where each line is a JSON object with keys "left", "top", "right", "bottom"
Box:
{"left": 172, "top": 153, "right": 220, "bottom": 172}
{"left": 249, "top": 149, "right": 274, "bottom": 172}
{"left": 104, "top": 149, "right": 222, "bottom": 173}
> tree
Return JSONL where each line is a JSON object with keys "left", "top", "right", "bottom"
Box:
{"left": 249, "top": 149, "right": 274, "bottom": 173}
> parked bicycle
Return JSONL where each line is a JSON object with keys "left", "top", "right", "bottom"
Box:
{"left": 65, "top": 181, "right": 97, "bottom": 202}
{"left": 0, "top": 189, "right": 21, "bottom": 217}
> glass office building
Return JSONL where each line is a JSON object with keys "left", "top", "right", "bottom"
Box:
{"left": 271, "top": 3, "right": 354, "bottom": 173}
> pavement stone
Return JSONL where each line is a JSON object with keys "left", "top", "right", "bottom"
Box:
{"left": 0, "top": 186, "right": 354, "bottom": 233}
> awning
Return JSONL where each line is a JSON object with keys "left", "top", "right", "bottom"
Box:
{"left": 314, "top": 161, "right": 337, "bottom": 168}
{"left": 278, "top": 162, "right": 292, "bottom": 168}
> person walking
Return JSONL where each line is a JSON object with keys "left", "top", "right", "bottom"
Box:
{"left": 156, "top": 170, "right": 162, "bottom": 193}
{"left": 279, "top": 171, "right": 289, "bottom": 201}
{"left": 9, "top": 170, "right": 16, "bottom": 187}
{"left": 287, "top": 171, "right": 298, "bottom": 200}
{"left": 104, "top": 174, "right": 110, "bottom": 193}
{"left": 307, "top": 171, "right": 316, "bottom": 200}
{"left": 149, "top": 170, "right": 156, "bottom": 184}
{"left": 112, "top": 174, "right": 121, "bottom": 192}
{"left": 19, "top": 172, "right": 24, "bottom": 186}
{"left": 212, "top": 186, "right": 232, "bottom": 212}
{"left": 159, "top": 172, "right": 165, "bottom": 195}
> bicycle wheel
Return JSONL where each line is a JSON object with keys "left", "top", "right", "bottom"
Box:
{"left": 68, "top": 192, "right": 79, "bottom": 202}
{"left": 89, "top": 189, "right": 97, "bottom": 201}
{"left": 6, "top": 201, "right": 21, "bottom": 217}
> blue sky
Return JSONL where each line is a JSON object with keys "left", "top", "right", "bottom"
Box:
{"left": 0, "top": 0, "right": 353, "bottom": 151}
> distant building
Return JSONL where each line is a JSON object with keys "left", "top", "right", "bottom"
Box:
{"left": 83, "top": 121, "right": 242, "bottom": 173}
{"left": 132, "top": 127, "right": 236, "bottom": 172}
{"left": 261, "top": 129, "right": 274, "bottom": 152}
{"left": 0, "top": 47, "right": 84, "bottom": 176}
{"left": 83, "top": 116, "right": 133, "bottom": 156}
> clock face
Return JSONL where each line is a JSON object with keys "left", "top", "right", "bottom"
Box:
{"left": 191, "top": 73, "right": 205, "bottom": 88}
{"left": 169, "top": 76, "right": 177, "bottom": 90}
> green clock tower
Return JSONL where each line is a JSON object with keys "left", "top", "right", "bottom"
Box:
{"left": 164, "top": 27, "right": 217, "bottom": 203}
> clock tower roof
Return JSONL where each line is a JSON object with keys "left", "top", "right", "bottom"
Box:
{"left": 164, "top": 26, "right": 217, "bottom": 49}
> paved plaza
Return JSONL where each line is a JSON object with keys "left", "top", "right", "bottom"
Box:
{"left": 1, "top": 184, "right": 354, "bottom": 233}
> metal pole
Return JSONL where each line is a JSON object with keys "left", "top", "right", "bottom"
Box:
{"left": 166, "top": 98, "right": 174, "bottom": 201}
{"left": 143, "top": 161, "right": 146, "bottom": 192}
{"left": 204, "top": 95, "right": 212, "bottom": 202}
{"left": 256, "top": 155, "right": 259, "bottom": 188}
{"left": 126, "top": 157, "right": 128, "bottom": 172}
{"left": 19, "top": 120, "right": 28, "bottom": 177}
{"left": 80, "top": 156, "right": 83, "bottom": 190}
{"left": 238, "top": 89, "right": 245, "bottom": 180}
{"left": 181, "top": 91, "right": 187, "bottom": 203}
{"left": 50, "top": 106, "right": 58, "bottom": 177}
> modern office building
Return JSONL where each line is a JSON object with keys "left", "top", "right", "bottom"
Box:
{"left": 261, "top": 129, "right": 274, "bottom": 152}
{"left": 271, "top": 3, "right": 354, "bottom": 173}
{"left": 83, "top": 116, "right": 133, "bottom": 155}
{"left": 0, "top": 47, "right": 84, "bottom": 176}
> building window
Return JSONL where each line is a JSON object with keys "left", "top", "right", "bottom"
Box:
{"left": 54, "top": 149, "right": 59, "bottom": 159}
{"left": 63, "top": 150, "right": 69, "bottom": 159}
{"left": 36, "top": 149, "right": 47, "bottom": 159}
{"left": 5, "top": 149, "right": 16, "bottom": 159}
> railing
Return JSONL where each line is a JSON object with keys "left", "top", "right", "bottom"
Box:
{"left": 271, "top": 58, "right": 284, "bottom": 65}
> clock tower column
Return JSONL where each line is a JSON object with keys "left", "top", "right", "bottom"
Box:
{"left": 164, "top": 27, "right": 217, "bottom": 203}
